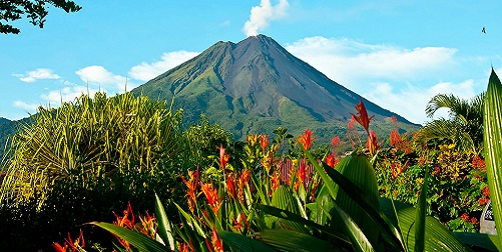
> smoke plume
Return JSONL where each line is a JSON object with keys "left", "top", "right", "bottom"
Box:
{"left": 242, "top": 0, "right": 289, "bottom": 37}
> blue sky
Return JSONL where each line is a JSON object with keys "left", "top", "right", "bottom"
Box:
{"left": 1, "top": 0, "right": 501, "bottom": 124}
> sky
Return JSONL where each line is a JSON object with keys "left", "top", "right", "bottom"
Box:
{"left": 1, "top": 0, "right": 501, "bottom": 125}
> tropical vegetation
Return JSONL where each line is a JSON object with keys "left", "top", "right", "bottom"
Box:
{"left": 1, "top": 70, "right": 502, "bottom": 251}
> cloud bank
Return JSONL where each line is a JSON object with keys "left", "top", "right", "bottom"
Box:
{"left": 243, "top": 0, "right": 289, "bottom": 36}
{"left": 13, "top": 68, "right": 61, "bottom": 83}
{"left": 129, "top": 51, "right": 199, "bottom": 82}
{"left": 285, "top": 36, "right": 476, "bottom": 124}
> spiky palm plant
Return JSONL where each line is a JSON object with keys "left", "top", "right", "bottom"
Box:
{"left": 416, "top": 92, "right": 485, "bottom": 155}
{"left": 0, "top": 92, "right": 185, "bottom": 208}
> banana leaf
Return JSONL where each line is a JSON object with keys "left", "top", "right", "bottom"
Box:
{"left": 155, "top": 193, "right": 175, "bottom": 250}
{"left": 483, "top": 68, "right": 502, "bottom": 248}
{"left": 90, "top": 221, "right": 169, "bottom": 251}
{"left": 256, "top": 229, "right": 341, "bottom": 252}
{"left": 218, "top": 231, "right": 276, "bottom": 252}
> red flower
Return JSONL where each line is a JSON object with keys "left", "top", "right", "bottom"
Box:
{"left": 201, "top": 182, "right": 222, "bottom": 214}
{"left": 238, "top": 170, "right": 251, "bottom": 203}
{"left": 270, "top": 171, "right": 280, "bottom": 190}
{"left": 351, "top": 99, "right": 375, "bottom": 134}
{"left": 180, "top": 168, "right": 200, "bottom": 212}
{"left": 232, "top": 212, "right": 250, "bottom": 231}
{"left": 390, "top": 158, "right": 409, "bottom": 179}
{"left": 298, "top": 129, "right": 315, "bottom": 150}
{"left": 482, "top": 186, "right": 490, "bottom": 197}
{"left": 294, "top": 159, "right": 308, "bottom": 190}
{"left": 331, "top": 136, "right": 341, "bottom": 147}
{"left": 218, "top": 144, "right": 230, "bottom": 170}
{"left": 259, "top": 134, "right": 269, "bottom": 153}
{"left": 326, "top": 153, "right": 336, "bottom": 168}
{"left": 366, "top": 130, "right": 379, "bottom": 156}
{"left": 347, "top": 116, "right": 356, "bottom": 130}
{"left": 212, "top": 227, "right": 224, "bottom": 252}
{"left": 52, "top": 230, "right": 85, "bottom": 252}
{"left": 226, "top": 173, "right": 237, "bottom": 199}
{"left": 460, "top": 213, "right": 469, "bottom": 222}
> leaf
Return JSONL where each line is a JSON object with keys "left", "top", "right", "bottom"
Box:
{"left": 90, "top": 221, "right": 169, "bottom": 251}
{"left": 331, "top": 203, "right": 375, "bottom": 252}
{"left": 256, "top": 229, "right": 342, "bottom": 252}
{"left": 380, "top": 199, "right": 469, "bottom": 251}
{"left": 218, "top": 231, "right": 276, "bottom": 252}
{"left": 269, "top": 185, "right": 309, "bottom": 233}
{"left": 484, "top": 68, "right": 502, "bottom": 248}
{"left": 414, "top": 166, "right": 428, "bottom": 252}
{"left": 155, "top": 193, "right": 175, "bottom": 251}
{"left": 304, "top": 149, "right": 406, "bottom": 251}
{"left": 454, "top": 232, "right": 501, "bottom": 251}
{"left": 255, "top": 203, "right": 349, "bottom": 244}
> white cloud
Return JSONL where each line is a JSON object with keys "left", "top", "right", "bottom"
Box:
{"left": 75, "top": 65, "right": 133, "bottom": 91}
{"left": 40, "top": 86, "right": 101, "bottom": 106}
{"left": 243, "top": 0, "right": 289, "bottom": 36}
{"left": 363, "top": 80, "right": 476, "bottom": 125}
{"left": 13, "top": 101, "right": 39, "bottom": 111}
{"left": 13, "top": 68, "right": 61, "bottom": 83}
{"left": 285, "top": 36, "right": 457, "bottom": 89}
{"left": 129, "top": 51, "right": 199, "bottom": 82}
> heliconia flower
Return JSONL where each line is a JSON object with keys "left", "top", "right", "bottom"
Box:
{"left": 331, "top": 136, "right": 341, "bottom": 148}
{"left": 238, "top": 170, "right": 251, "bottom": 203}
{"left": 139, "top": 212, "right": 157, "bottom": 239}
{"left": 226, "top": 173, "right": 237, "bottom": 199}
{"left": 483, "top": 186, "right": 490, "bottom": 197}
{"left": 201, "top": 182, "right": 222, "bottom": 214}
{"left": 351, "top": 99, "right": 375, "bottom": 134}
{"left": 232, "top": 212, "right": 250, "bottom": 231}
{"left": 347, "top": 116, "right": 357, "bottom": 130}
{"left": 270, "top": 171, "right": 280, "bottom": 190}
{"left": 259, "top": 134, "right": 269, "bottom": 153}
{"left": 294, "top": 159, "right": 307, "bottom": 190}
{"left": 218, "top": 144, "right": 230, "bottom": 170}
{"left": 53, "top": 229, "right": 86, "bottom": 252}
{"left": 212, "top": 227, "right": 224, "bottom": 252}
{"left": 180, "top": 168, "right": 200, "bottom": 212}
{"left": 390, "top": 158, "right": 409, "bottom": 179}
{"left": 326, "top": 153, "right": 336, "bottom": 168}
{"left": 297, "top": 129, "right": 315, "bottom": 150}
{"left": 366, "top": 130, "right": 378, "bottom": 156}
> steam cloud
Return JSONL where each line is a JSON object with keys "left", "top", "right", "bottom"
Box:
{"left": 243, "top": 0, "right": 289, "bottom": 37}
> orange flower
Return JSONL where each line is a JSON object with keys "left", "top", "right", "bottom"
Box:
{"left": 298, "top": 129, "right": 315, "bottom": 150}
{"left": 52, "top": 230, "right": 85, "bottom": 252}
{"left": 212, "top": 227, "right": 224, "bottom": 252}
{"left": 390, "top": 158, "right": 409, "bottom": 179}
{"left": 259, "top": 134, "right": 269, "bottom": 153}
{"left": 226, "top": 173, "right": 237, "bottom": 199}
{"left": 112, "top": 203, "right": 136, "bottom": 250}
{"left": 391, "top": 115, "right": 398, "bottom": 127}
{"left": 351, "top": 99, "right": 375, "bottom": 134}
{"left": 294, "top": 159, "right": 307, "bottom": 190}
{"left": 270, "top": 171, "right": 280, "bottom": 190}
{"left": 331, "top": 136, "right": 341, "bottom": 148}
{"left": 201, "top": 182, "right": 222, "bottom": 214}
{"left": 180, "top": 168, "right": 200, "bottom": 212}
{"left": 482, "top": 186, "right": 490, "bottom": 197}
{"left": 326, "top": 153, "right": 336, "bottom": 168}
{"left": 366, "top": 130, "right": 379, "bottom": 156}
{"left": 218, "top": 144, "right": 230, "bottom": 170}
{"left": 237, "top": 169, "right": 251, "bottom": 203}
{"left": 232, "top": 212, "right": 250, "bottom": 231}
{"left": 139, "top": 212, "right": 157, "bottom": 238}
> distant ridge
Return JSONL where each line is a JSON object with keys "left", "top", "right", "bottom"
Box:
{"left": 132, "top": 35, "right": 419, "bottom": 140}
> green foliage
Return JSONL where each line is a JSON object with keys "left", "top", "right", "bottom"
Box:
{"left": 0, "top": 92, "right": 189, "bottom": 250}
{"left": 484, "top": 68, "right": 502, "bottom": 248}
{"left": 416, "top": 93, "right": 485, "bottom": 155}
{"left": 0, "top": 0, "right": 81, "bottom": 34}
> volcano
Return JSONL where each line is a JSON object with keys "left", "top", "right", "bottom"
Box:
{"left": 132, "top": 35, "right": 418, "bottom": 140}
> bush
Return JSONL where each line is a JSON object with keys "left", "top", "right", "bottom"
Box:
{"left": 0, "top": 92, "right": 189, "bottom": 250}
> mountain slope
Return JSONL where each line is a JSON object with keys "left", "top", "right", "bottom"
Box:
{"left": 132, "top": 35, "right": 419, "bottom": 140}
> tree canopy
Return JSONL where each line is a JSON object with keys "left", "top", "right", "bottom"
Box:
{"left": 0, "top": 0, "right": 81, "bottom": 34}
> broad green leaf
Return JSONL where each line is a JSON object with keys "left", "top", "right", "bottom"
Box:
{"left": 255, "top": 203, "right": 350, "bottom": 244}
{"left": 331, "top": 154, "right": 380, "bottom": 247}
{"left": 380, "top": 199, "right": 469, "bottom": 251}
{"left": 218, "top": 231, "right": 276, "bottom": 252}
{"left": 174, "top": 202, "right": 207, "bottom": 238}
{"left": 313, "top": 156, "right": 406, "bottom": 251}
{"left": 155, "top": 193, "right": 175, "bottom": 250}
{"left": 90, "top": 221, "right": 168, "bottom": 251}
{"left": 269, "top": 185, "right": 309, "bottom": 233}
{"left": 257, "top": 229, "right": 342, "bottom": 252}
{"left": 454, "top": 232, "right": 501, "bottom": 251}
{"left": 332, "top": 203, "right": 375, "bottom": 252}
{"left": 414, "top": 166, "right": 429, "bottom": 252}
{"left": 484, "top": 68, "right": 502, "bottom": 248}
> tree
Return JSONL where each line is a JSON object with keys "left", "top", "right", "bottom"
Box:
{"left": 0, "top": 0, "right": 81, "bottom": 34}
{"left": 416, "top": 93, "right": 485, "bottom": 154}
